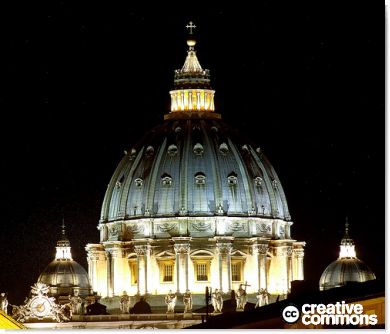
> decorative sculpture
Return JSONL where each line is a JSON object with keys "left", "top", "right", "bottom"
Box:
{"left": 235, "top": 283, "right": 247, "bottom": 311}
{"left": 12, "top": 282, "right": 69, "bottom": 323}
{"left": 255, "top": 288, "right": 270, "bottom": 308}
{"left": 211, "top": 288, "right": 223, "bottom": 313}
{"left": 0, "top": 293, "right": 8, "bottom": 314}
{"left": 183, "top": 289, "right": 192, "bottom": 313}
{"left": 119, "top": 291, "right": 130, "bottom": 314}
{"left": 165, "top": 290, "right": 176, "bottom": 313}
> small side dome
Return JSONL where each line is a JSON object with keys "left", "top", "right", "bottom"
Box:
{"left": 319, "top": 258, "right": 376, "bottom": 291}
{"left": 38, "top": 222, "right": 92, "bottom": 298}
{"left": 38, "top": 260, "right": 92, "bottom": 297}
{"left": 319, "top": 220, "right": 376, "bottom": 291}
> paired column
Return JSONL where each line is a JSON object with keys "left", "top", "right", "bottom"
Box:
{"left": 253, "top": 242, "right": 268, "bottom": 292}
{"left": 173, "top": 237, "right": 191, "bottom": 293}
{"left": 87, "top": 251, "right": 99, "bottom": 292}
{"left": 215, "top": 237, "right": 233, "bottom": 293}
{"left": 134, "top": 244, "right": 151, "bottom": 295}
{"left": 105, "top": 246, "right": 126, "bottom": 297}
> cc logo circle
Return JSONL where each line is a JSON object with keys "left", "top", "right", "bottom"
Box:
{"left": 281, "top": 304, "right": 300, "bottom": 324}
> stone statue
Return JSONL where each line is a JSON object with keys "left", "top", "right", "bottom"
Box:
{"left": 68, "top": 290, "right": 83, "bottom": 316}
{"left": 119, "top": 291, "right": 130, "bottom": 314}
{"left": 165, "top": 290, "right": 176, "bottom": 313}
{"left": 183, "top": 289, "right": 192, "bottom": 313}
{"left": 235, "top": 284, "right": 247, "bottom": 311}
{"left": 255, "top": 288, "right": 270, "bottom": 308}
{"left": 0, "top": 293, "right": 8, "bottom": 314}
{"left": 211, "top": 289, "right": 223, "bottom": 313}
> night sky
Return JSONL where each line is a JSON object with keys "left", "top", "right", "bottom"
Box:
{"left": 0, "top": 3, "right": 383, "bottom": 304}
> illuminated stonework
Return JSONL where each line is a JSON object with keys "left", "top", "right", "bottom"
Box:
{"left": 319, "top": 220, "right": 376, "bottom": 291}
{"left": 170, "top": 89, "right": 215, "bottom": 112}
{"left": 86, "top": 24, "right": 305, "bottom": 309}
{"left": 169, "top": 36, "right": 215, "bottom": 113}
{"left": 39, "top": 223, "right": 92, "bottom": 298}
{"left": 338, "top": 221, "right": 356, "bottom": 258}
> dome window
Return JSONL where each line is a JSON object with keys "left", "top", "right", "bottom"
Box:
{"left": 227, "top": 172, "right": 238, "bottom": 185}
{"left": 174, "top": 126, "right": 182, "bottom": 133}
{"left": 219, "top": 142, "right": 229, "bottom": 154}
{"left": 194, "top": 172, "right": 206, "bottom": 185}
{"left": 272, "top": 179, "right": 278, "bottom": 189}
{"left": 211, "top": 126, "right": 218, "bottom": 132}
{"left": 146, "top": 146, "right": 154, "bottom": 157}
{"left": 193, "top": 143, "right": 204, "bottom": 156}
{"left": 161, "top": 173, "right": 173, "bottom": 186}
{"left": 134, "top": 178, "right": 143, "bottom": 187}
{"left": 129, "top": 148, "right": 137, "bottom": 160}
{"left": 254, "top": 176, "right": 263, "bottom": 187}
{"left": 167, "top": 144, "right": 178, "bottom": 157}
{"left": 279, "top": 225, "right": 285, "bottom": 238}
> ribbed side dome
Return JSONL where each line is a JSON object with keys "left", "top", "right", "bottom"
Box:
{"left": 319, "top": 258, "right": 376, "bottom": 291}
{"left": 38, "top": 259, "right": 92, "bottom": 297}
{"left": 100, "top": 117, "right": 290, "bottom": 224}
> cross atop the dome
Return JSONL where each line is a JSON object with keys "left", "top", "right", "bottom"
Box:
{"left": 186, "top": 21, "right": 196, "bottom": 35}
{"left": 61, "top": 217, "right": 66, "bottom": 237}
{"left": 344, "top": 217, "right": 349, "bottom": 234}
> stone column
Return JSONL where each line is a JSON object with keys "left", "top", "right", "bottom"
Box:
{"left": 173, "top": 237, "right": 191, "bottom": 293}
{"left": 293, "top": 246, "right": 305, "bottom": 281}
{"left": 287, "top": 246, "right": 293, "bottom": 292}
{"left": 111, "top": 246, "right": 127, "bottom": 296}
{"left": 253, "top": 243, "right": 268, "bottom": 292}
{"left": 215, "top": 238, "right": 233, "bottom": 293}
{"left": 87, "top": 251, "right": 99, "bottom": 291}
{"left": 134, "top": 244, "right": 150, "bottom": 295}
{"left": 105, "top": 250, "right": 114, "bottom": 297}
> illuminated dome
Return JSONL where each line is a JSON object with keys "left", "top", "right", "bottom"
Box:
{"left": 38, "top": 223, "right": 92, "bottom": 298}
{"left": 99, "top": 36, "right": 290, "bottom": 229}
{"left": 319, "top": 221, "right": 376, "bottom": 291}
{"left": 86, "top": 24, "right": 305, "bottom": 306}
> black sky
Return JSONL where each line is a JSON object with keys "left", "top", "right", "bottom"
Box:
{"left": 0, "top": 2, "right": 383, "bottom": 304}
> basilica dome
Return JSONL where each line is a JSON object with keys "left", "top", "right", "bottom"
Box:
{"left": 38, "top": 225, "right": 92, "bottom": 298}
{"left": 319, "top": 222, "right": 376, "bottom": 291}
{"left": 86, "top": 26, "right": 305, "bottom": 303}
{"left": 99, "top": 40, "right": 291, "bottom": 239}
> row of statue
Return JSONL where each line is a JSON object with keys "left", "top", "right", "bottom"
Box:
{"left": 162, "top": 284, "right": 270, "bottom": 314}
{"left": 2, "top": 284, "right": 271, "bottom": 319}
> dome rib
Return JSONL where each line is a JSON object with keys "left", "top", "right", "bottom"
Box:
{"left": 227, "top": 138, "right": 255, "bottom": 214}
{"left": 145, "top": 138, "right": 168, "bottom": 216}
{"left": 200, "top": 120, "right": 223, "bottom": 213}
{"left": 119, "top": 146, "right": 145, "bottom": 218}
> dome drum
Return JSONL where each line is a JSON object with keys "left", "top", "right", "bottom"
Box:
{"left": 100, "top": 217, "right": 290, "bottom": 242}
